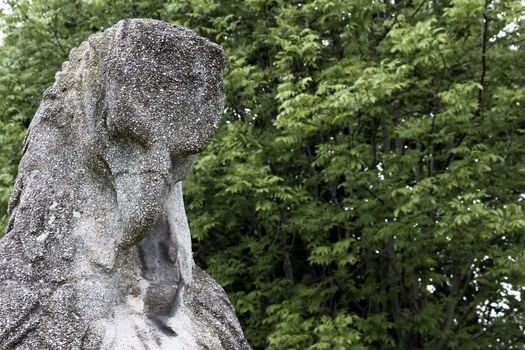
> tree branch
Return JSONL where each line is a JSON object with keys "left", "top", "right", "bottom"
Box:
{"left": 476, "top": 11, "right": 489, "bottom": 120}
{"left": 444, "top": 2, "right": 490, "bottom": 170}
{"left": 411, "top": 0, "right": 427, "bottom": 18}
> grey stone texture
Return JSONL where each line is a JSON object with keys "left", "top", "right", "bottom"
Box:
{"left": 0, "top": 19, "right": 251, "bottom": 350}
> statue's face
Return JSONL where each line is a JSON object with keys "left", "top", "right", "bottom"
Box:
{"left": 106, "top": 21, "right": 224, "bottom": 157}
{"left": 96, "top": 21, "right": 224, "bottom": 248}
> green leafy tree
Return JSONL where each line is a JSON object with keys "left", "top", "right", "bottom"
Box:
{"left": 1, "top": 1, "right": 524, "bottom": 349}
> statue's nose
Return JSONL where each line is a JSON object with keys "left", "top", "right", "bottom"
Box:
{"left": 114, "top": 167, "right": 170, "bottom": 248}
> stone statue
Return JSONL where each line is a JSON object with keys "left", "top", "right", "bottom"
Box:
{"left": 0, "top": 19, "right": 251, "bottom": 349}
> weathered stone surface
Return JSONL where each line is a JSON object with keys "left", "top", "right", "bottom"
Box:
{"left": 0, "top": 19, "right": 251, "bottom": 350}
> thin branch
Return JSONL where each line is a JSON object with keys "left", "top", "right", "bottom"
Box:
{"left": 477, "top": 11, "right": 489, "bottom": 119}
{"left": 361, "top": 184, "right": 393, "bottom": 212}
{"left": 411, "top": 0, "right": 427, "bottom": 18}
{"left": 444, "top": 2, "right": 490, "bottom": 170}
{"left": 50, "top": 21, "right": 68, "bottom": 57}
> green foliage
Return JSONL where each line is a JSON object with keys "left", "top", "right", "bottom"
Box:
{"left": 1, "top": 0, "right": 525, "bottom": 349}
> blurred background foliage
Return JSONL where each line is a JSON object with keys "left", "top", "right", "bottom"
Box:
{"left": 1, "top": 0, "right": 525, "bottom": 348}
